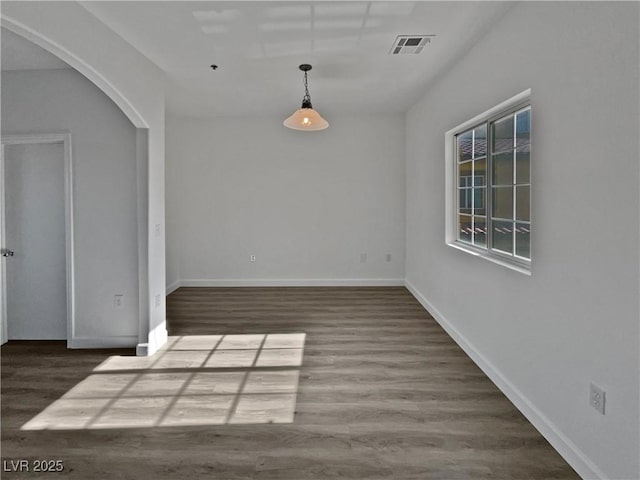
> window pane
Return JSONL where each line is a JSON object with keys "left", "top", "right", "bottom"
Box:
{"left": 515, "top": 186, "right": 530, "bottom": 222}
{"left": 473, "top": 187, "right": 486, "bottom": 216}
{"left": 459, "top": 215, "right": 472, "bottom": 243}
{"left": 459, "top": 189, "right": 472, "bottom": 214}
{"left": 474, "top": 216, "right": 487, "bottom": 247}
{"left": 515, "top": 222, "right": 531, "bottom": 258}
{"left": 492, "top": 220, "right": 513, "bottom": 254}
{"left": 516, "top": 109, "right": 530, "bottom": 148}
{"left": 458, "top": 131, "right": 472, "bottom": 161}
{"left": 452, "top": 103, "right": 530, "bottom": 266}
{"left": 474, "top": 158, "right": 486, "bottom": 186}
{"left": 493, "top": 115, "right": 514, "bottom": 153}
{"left": 516, "top": 147, "right": 530, "bottom": 185}
{"left": 473, "top": 124, "right": 487, "bottom": 158}
{"left": 492, "top": 186, "right": 513, "bottom": 219}
{"left": 459, "top": 161, "right": 472, "bottom": 187}
{"left": 492, "top": 152, "right": 513, "bottom": 186}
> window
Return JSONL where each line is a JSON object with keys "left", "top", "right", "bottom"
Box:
{"left": 446, "top": 90, "right": 531, "bottom": 273}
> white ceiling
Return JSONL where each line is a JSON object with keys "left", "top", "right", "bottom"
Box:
{"left": 1, "top": 28, "right": 70, "bottom": 71}
{"left": 4, "top": 1, "right": 515, "bottom": 118}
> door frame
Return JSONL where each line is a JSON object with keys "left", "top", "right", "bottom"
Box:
{"left": 1, "top": 133, "right": 74, "bottom": 345}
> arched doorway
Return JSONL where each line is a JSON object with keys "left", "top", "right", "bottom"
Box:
{"left": 1, "top": 7, "right": 166, "bottom": 355}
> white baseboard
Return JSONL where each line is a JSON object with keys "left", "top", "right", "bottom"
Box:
{"left": 166, "top": 280, "right": 181, "bottom": 295}
{"left": 149, "top": 321, "right": 168, "bottom": 355}
{"left": 179, "top": 278, "right": 405, "bottom": 287}
{"left": 137, "top": 321, "right": 168, "bottom": 357}
{"left": 68, "top": 335, "right": 137, "bottom": 349}
{"left": 404, "top": 279, "right": 605, "bottom": 480}
{"left": 135, "top": 342, "right": 149, "bottom": 356}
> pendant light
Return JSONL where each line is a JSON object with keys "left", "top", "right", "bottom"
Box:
{"left": 283, "top": 64, "right": 329, "bottom": 131}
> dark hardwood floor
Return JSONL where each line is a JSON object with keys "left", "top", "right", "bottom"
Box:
{"left": 1, "top": 286, "right": 580, "bottom": 479}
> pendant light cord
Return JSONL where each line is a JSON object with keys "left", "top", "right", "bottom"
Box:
{"left": 302, "top": 70, "right": 311, "bottom": 105}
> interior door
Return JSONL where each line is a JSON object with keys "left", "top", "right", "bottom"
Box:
{"left": 4, "top": 142, "right": 67, "bottom": 340}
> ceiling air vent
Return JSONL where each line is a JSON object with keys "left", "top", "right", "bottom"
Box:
{"left": 389, "top": 35, "right": 435, "bottom": 55}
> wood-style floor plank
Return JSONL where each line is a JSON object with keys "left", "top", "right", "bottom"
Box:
{"left": 1, "top": 287, "right": 579, "bottom": 479}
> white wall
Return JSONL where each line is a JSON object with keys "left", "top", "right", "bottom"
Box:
{"left": 405, "top": 2, "right": 639, "bottom": 479}
{"left": 2, "top": 68, "right": 139, "bottom": 345}
{"left": 2, "top": 1, "right": 167, "bottom": 355}
{"left": 166, "top": 114, "right": 405, "bottom": 287}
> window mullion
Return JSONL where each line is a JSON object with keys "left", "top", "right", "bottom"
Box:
{"left": 487, "top": 121, "right": 493, "bottom": 252}
{"left": 471, "top": 129, "right": 475, "bottom": 245}
{"left": 512, "top": 115, "right": 517, "bottom": 256}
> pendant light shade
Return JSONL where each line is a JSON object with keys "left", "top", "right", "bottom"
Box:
{"left": 283, "top": 107, "right": 329, "bottom": 131}
{"left": 283, "top": 64, "right": 329, "bottom": 131}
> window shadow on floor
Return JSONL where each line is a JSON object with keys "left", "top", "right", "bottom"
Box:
{"left": 21, "top": 333, "right": 306, "bottom": 430}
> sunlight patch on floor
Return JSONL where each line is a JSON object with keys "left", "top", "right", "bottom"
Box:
{"left": 21, "top": 333, "right": 305, "bottom": 430}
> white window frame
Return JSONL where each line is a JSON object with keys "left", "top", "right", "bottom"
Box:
{"left": 445, "top": 89, "right": 532, "bottom": 275}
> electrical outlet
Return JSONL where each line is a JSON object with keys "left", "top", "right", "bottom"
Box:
{"left": 155, "top": 294, "right": 161, "bottom": 308}
{"left": 386, "top": 253, "right": 392, "bottom": 262}
{"left": 590, "top": 383, "right": 606, "bottom": 415}
{"left": 250, "top": 255, "right": 256, "bottom": 262}
{"left": 155, "top": 224, "right": 161, "bottom": 237}
{"left": 360, "top": 253, "right": 367, "bottom": 263}
{"left": 114, "top": 295, "right": 124, "bottom": 310}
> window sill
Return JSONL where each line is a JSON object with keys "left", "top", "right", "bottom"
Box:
{"left": 447, "top": 242, "right": 531, "bottom": 276}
